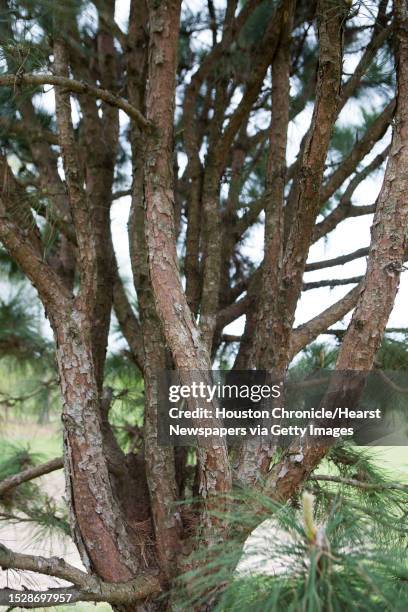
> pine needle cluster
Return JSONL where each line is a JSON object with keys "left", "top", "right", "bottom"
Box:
{"left": 172, "top": 444, "right": 408, "bottom": 611}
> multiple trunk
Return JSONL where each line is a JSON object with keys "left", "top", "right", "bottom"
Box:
{"left": 0, "top": 0, "right": 408, "bottom": 609}
{"left": 143, "top": 0, "right": 232, "bottom": 508}
{"left": 265, "top": 0, "right": 408, "bottom": 501}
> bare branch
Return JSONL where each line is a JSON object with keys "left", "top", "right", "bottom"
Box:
{"left": 320, "top": 100, "right": 395, "bottom": 204}
{"left": 0, "top": 545, "right": 161, "bottom": 606}
{"left": 313, "top": 474, "right": 408, "bottom": 493}
{"left": 289, "top": 284, "right": 362, "bottom": 359}
{"left": 182, "top": 0, "right": 266, "bottom": 135}
{"left": 340, "top": 23, "right": 392, "bottom": 109}
{"left": 213, "top": 2, "right": 284, "bottom": 168}
{"left": 0, "top": 458, "right": 63, "bottom": 497}
{"left": 303, "top": 275, "right": 362, "bottom": 291}
{"left": 321, "top": 326, "right": 408, "bottom": 337}
{"left": 305, "top": 247, "right": 369, "bottom": 271}
{"left": 221, "top": 333, "right": 241, "bottom": 343}
{"left": 0, "top": 74, "right": 151, "bottom": 130}
{"left": 112, "top": 189, "right": 132, "bottom": 200}
{"left": 313, "top": 203, "right": 377, "bottom": 243}
{"left": 216, "top": 293, "right": 252, "bottom": 330}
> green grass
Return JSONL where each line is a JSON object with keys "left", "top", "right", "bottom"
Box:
{"left": 315, "top": 445, "right": 408, "bottom": 482}
{"left": 0, "top": 418, "right": 63, "bottom": 458}
{"left": 371, "top": 445, "right": 408, "bottom": 482}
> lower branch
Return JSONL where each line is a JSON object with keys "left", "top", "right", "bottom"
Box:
{"left": 0, "top": 545, "right": 161, "bottom": 606}
{"left": 0, "top": 74, "right": 150, "bottom": 130}
{"left": 313, "top": 474, "right": 408, "bottom": 493}
{"left": 0, "top": 458, "right": 63, "bottom": 498}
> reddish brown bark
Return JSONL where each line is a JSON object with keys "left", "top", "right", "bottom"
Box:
{"left": 266, "top": 0, "right": 408, "bottom": 501}
{"left": 267, "top": 0, "right": 346, "bottom": 373}
{"left": 123, "top": 0, "right": 183, "bottom": 579}
{"left": 0, "top": 0, "right": 406, "bottom": 607}
{"left": 55, "top": 316, "right": 148, "bottom": 582}
{"left": 236, "top": 1, "right": 295, "bottom": 486}
{"left": 143, "top": 0, "right": 232, "bottom": 507}
{"left": 254, "top": 1, "right": 295, "bottom": 370}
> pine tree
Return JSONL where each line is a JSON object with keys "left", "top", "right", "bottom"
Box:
{"left": 0, "top": 0, "right": 407, "bottom": 610}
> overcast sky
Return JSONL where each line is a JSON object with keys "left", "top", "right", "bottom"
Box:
{"left": 4, "top": 1, "right": 404, "bottom": 349}
{"left": 110, "top": 0, "right": 407, "bottom": 344}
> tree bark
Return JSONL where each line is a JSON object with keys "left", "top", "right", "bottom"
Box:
{"left": 266, "top": 0, "right": 408, "bottom": 501}
{"left": 143, "top": 0, "right": 232, "bottom": 510}
{"left": 236, "top": 1, "right": 295, "bottom": 486}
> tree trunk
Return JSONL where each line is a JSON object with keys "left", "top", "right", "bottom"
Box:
{"left": 55, "top": 315, "right": 144, "bottom": 582}
{"left": 143, "top": 0, "right": 232, "bottom": 512}
{"left": 266, "top": 0, "right": 408, "bottom": 500}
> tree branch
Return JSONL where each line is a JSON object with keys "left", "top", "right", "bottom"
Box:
{"left": 0, "top": 74, "right": 151, "bottom": 130}
{"left": 313, "top": 203, "right": 377, "bottom": 243}
{"left": 0, "top": 157, "right": 71, "bottom": 314}
{"left": 144, "top": 0, "right": 232, "bottom": 508}
{"left": 313, "top": 474, "right": 408, "bottom": 493}
{"left": 305, "top": 247, "right": 369, "bottom": 272}
{"left": 266, "top": 0, "right": 346, "bottom": 372}
{"left": 213, "top": 2, "right": 284, "bottom": 168}
{"left": 0, "top": 458, "right": 63, "bottom": 498}
{"left": 266, "top": 0, "right": 408, "bottom": 501}
{"left": 289, "top": 284, "right": 361, "bottom": 359}
{"left": 254, "top": 0, "right": 295, "bottom": 372}
{"left": 321, "top": 326, "right": 408, "bottom": 337}
{"left": 339, "top": 0, "right": 390, "bottom": 109}
{"left": 0, "top": 545, "right": 161, "bottom": 606}
{"left": 303, "top": 275, "right": 363, "bottom": 291}
{"left": 320, "top": 100, "right": 395, "bottom": 204}
{"left": 216, "top": 293, "right": 252, "bottom": 330}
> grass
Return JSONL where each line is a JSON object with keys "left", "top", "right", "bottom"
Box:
{"left": 1, "top": 418, "right": 63, "bottom": 458}
{"left": 371, "top": 445, "right": 408, "bottom": 482}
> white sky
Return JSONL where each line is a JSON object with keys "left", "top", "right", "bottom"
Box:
{"left": 110, "top": 0, "right": 407, "bottom": 344}
{"left": 4, "top": 0, "right": 406, "bottom": 350}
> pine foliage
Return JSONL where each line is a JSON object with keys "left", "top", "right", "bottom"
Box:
{"left": 0, "top": 441, "right": 69, "bottom": 538}
{"left": 172, "top": 456, "right": 408, "bottom": 611}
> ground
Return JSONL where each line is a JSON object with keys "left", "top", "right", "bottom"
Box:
{"left": 0, "top": 418, "right": 111, "bottom": 612}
